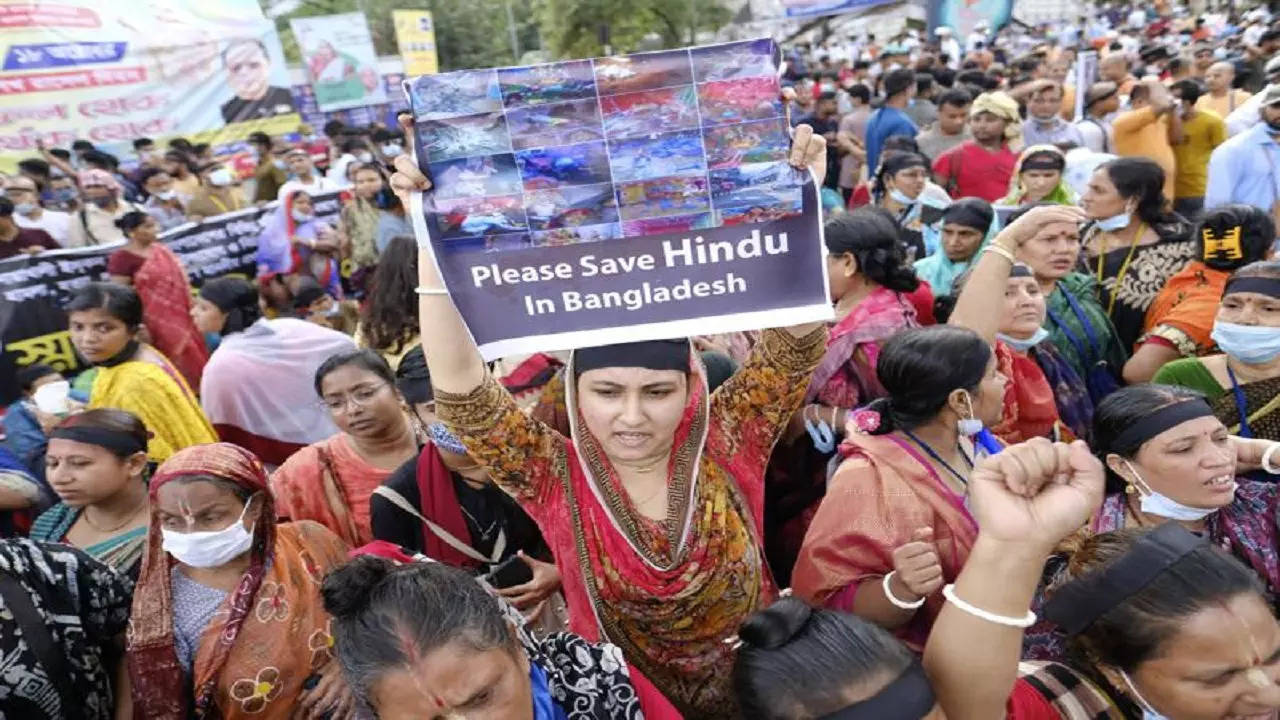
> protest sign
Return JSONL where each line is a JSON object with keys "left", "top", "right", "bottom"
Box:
{"left": 0, "top": 0, "right": 298, "bottom": 172}
{"left": 291, "top": 13, "right": 388, "bottom": 113}
{"left": 405, "top": 39, "right": 831, "bottom": 359}
{"left": 0, "top": 191, "right": 344, "bottom": 406}
{"left": 393, "top": 10, "right": 439, "bottom": 76}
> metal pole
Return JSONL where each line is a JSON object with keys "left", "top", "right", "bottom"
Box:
{"left": 505, "top": 0, "right": 521, "bottom": 62}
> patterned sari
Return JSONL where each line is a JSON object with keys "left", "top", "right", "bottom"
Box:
{"left": 1139, "top": 261, "right": 1229, "bottom": 357}
{"left": 29, "top": 503, "right": 146, "bottom": 580}
{"left": 134, "top": 243, "right": 209, "bottom": 391}
{"left": 1214, "top": 374, "right": 1280, "bottom": 442}
{"left": 792, "top": 427, "right": 979, "bottom": 652}
{"left": 89, "top": 348, "right": 217, "bottom": 462}
{"left": 128, "top": 443, "right": 350, "bottom": 720}
{"left": 991, "top": 341, "right": 1062, "bottom": 444}
{"left": 1030, "top": 341, "right": 1094, "bottom": 443}
{"left": 1044, "top": 273, "right": 1128, "bottom": 390}
{"left": 436, "top": 327, "right": 827, "bottom": 717}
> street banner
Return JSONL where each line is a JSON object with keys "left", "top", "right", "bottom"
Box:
{"left": 405, "top": 38, "right": 831, "bottom": 359}
{"left": 393, "top": 9, "right": 439, "bottom": 76}
{"left": 0, "top": 191, "right": 344, "bottom": 405}
{"left": 0, "top": 0, "right": 299, "bottom": 171}
{"left": 928, "top": 0, "right": 1015, "bottom": 37}
{"left": 290, "top": 13, "right": 388, "bottom": 112}
{"left": 779, "top": 0, "right": 899, "bottom": 18}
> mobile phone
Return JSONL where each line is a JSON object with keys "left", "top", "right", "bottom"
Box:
{"left": 485, "top": 555, "right": 533, "bottom": 589}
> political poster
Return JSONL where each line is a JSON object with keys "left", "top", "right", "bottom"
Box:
{"left": 779, "top": 0, "right": 899, "bottom": 19}
{"left": 928, "top": 0, "right": 1014, "bottom": 38}
{"left": 0, "top": 0, "right": 299, "bottom": 172}
{"left": 0, "top": 191, "right": 344, "bottom": 405}
{"left": 405, "top": 39, "right": 831, "bottom": 359}
{"left": 393, "top": 10, "right": 439, "bottom": 76}
{"left": 290, "top": 13, "right": 388, "bottom": 113}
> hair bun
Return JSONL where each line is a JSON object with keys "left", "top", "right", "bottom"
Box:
{"left": 738, "top": 596, "right": 813, "bottom": 650}
{"left": 321, "top": 555, "right": 391, "bottom": 618}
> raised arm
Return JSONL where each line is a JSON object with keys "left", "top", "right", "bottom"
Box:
{"left": 923, "top": 438, "right": 1104, "bottom": 720}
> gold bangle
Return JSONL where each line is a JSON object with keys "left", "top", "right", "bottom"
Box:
{"left": 984, "top": 244, "right": 1016, "bottom": 263}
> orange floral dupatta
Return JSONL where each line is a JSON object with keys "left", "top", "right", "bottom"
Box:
{"left": 128, "top": 444, "right": 349, "bottom": 720}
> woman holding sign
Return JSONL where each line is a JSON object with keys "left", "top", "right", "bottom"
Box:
{"left": 389, "top": 117, "right": 830, "bottom": 717}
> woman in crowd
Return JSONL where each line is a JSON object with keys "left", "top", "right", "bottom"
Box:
{"left": 1152, "top": 260, "right": 1280, "bottom": 441}
{"left": 337, "top": 163, "right": 388, "bottom": 286}
{"left": 999, "top": 145, "right": 1076, "bottom": 206}
{"left": 162, "top": 150, "right": 201, "bottom": 200}
{"left": 195, "top": 276, "right": 354, "bottom": 466}
{"left": 1079, "top": 157, "right": 1196, "bottom": 350}
{"left": 137, "top": 167, "right": 189, "bottom": 231}
{"left": 127, "top": 443, "right": 354, "bottom": 720}
{"left": 733, "top": 596, "right": 941, "bottom": 719}
{"left": 948, "top": 204, "right": 1093, "bottom": 442}
{"left": 375, "top": 187, "right": 412, "bottom": 255}
{"left": 31, "top": 410, "right": 150, "bottom": 580}
{"left": 872, "top": 151, "right": 951, "bottom": 261}
{"left": 355, "top": 235, "right": 420, "bottom": 372}
{"left": 1012, "top": 205, "right": 1128, "bottom": 403}
{"left": 767, "top": 207, "right": 924, "bottom": 585}
{"left": 912, "top": 197, "right": 995, "bottom": 298}
{"left": 255, "top": 186, "right": 342, "bottom": 298}
{"left": 391, "top": 122, "right": 830, "bottom": 716}
{"left": 322, "top": 555, "right": 650, "bottom": 719}
{"left": 793, "top": 325, "right": 1006, "bottom": 648}
{"left": 106, "top": 211, "right": 208, "bottom": 390}
{"left": 271, "top": 350, "right": 424, "bottom": 547}
{"left": 1127, "top": 205, "right": 1275, "bottom": 384}
{"left": 924, "top": 440, "right": 1280, "bottom": 719}
{"left": 370, "top": 348, "right": 559, "bottom": 617}
{"left": 66, "top": 282, "right": 216, "bottom": 462}
{"left": 0, "top": 537, "right": 133, "bottom": 720}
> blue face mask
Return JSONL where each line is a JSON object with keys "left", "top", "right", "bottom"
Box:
{"left": 889, "top": 187, "right": 917, "bottom": 205}
{"left": 427, "top": 421, "right": 468, "bottom": 455}
{"left": 1210, "top": 321, "right": 1280, "bottom": 365}
{"left": 1095, "top": 210, "right": 1131, "bottom": 232}
{"left": 996, "top": 327, "right": 1050, "bottom": 352}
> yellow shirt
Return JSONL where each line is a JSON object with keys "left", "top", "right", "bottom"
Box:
{"left": 1195, "top": 89, "right": 1252, "bottom": 121}
{"left": 1113, "top": 107, "right": 1176, "bottom": 200}
{"left": 1172, "top": 110, "right": 1226, "bottom": 199}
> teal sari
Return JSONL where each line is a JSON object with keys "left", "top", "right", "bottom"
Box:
{"left": 30, "top": 503, "right": 145, "bottom": 582}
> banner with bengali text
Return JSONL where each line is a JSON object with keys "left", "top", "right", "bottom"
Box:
{"left": 0, "top": 191, "right": 343, "bottom": 406}
{"left": 0, "top": 0, "right": 299, "bottom": 173}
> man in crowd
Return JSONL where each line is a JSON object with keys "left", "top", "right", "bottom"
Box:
{"left": 916, "top": 88, "right": 972, "bottom": 160}
{"left": 0, "top": 197, "right": 59, "bottom": 259}
{"left": 1191, "top": 42, "right": 1216, "bottom": 79}
{"left": 1198, "top": 61, "right": 1253, "bottom": 120}
{"left": 800, "top": 91, "right": 843, "bottom": 190}
{"left": 932, "top": 91, "right": 1020, "bottom": 202}
{"left": 1169, "top": 79, "right": 1227, "bottom": 220}
{"left": 1226, "top": 56, "right": 1280, "bottom": 136}
{"left": 905, "top": 74, "right": 938, "bottom": 128}
{"left": 1100, "top": 52, "right": 1138, "bottom": 99}
{"left": 283, "top": 147, "right": 333, "bottom": 196}
{"left": 249, "top": 131, "right": 288, "bottom": 204}
{"left": 1076, "top": 81, "right": 1119, "bottom": 154}
{"left": 4, "top": 175, "right": 70, "bottom": 245}
{"left": 186, "top": 165, "right": 247, "bottom": 220}
{"left": 67, "top": 170, "right": 138, "bottom": 247}
{"left": 864, "top": 67, "right": 917, "bottom": 173}
{"left": 835, "top": 84, "right": 871, "bottom": 201}
{"left": 1023, "top": 80, "right": 1085, "bottom": 148}
{"left": 1113, "top": 80, "right": 1179, "bottom": 200}
{"left": 1206, "top": 84, "right": 1280, "bottom": 214}
{"left": 137, "top": 168, "right": 189, "bottom": 231}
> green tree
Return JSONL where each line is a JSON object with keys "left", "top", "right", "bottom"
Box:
{"left": 535, "top": 0, "right": 731, "bottom": 58}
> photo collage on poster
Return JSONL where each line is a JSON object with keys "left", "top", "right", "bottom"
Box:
{"left": 407, "top": 38, "right": 803, "bottom": 252}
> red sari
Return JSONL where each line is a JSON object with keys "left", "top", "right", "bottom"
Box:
{"left": 133, "top": 244, "right": 208, "bottom": 390}
{"left": 991, "top": 341, "right": 1062, "bottom": 444}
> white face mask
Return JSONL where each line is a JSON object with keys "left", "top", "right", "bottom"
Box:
{"left": 1121, "top": 669, "right": 1169, "bottom": 720}
{"left": 957, "top": 389, "right": 983, "bottom": 436}
{"left": 1095, "top": 204, "right": 1133, "bottom": 232}
{"left": 357, "top": 151, "right": 373, "bottom": 163}
{"left": 889, "top": 187, "right": 918, "bottom": 205}
{"left": 996, "top": 327, "right": 1050, "bottom": 352}
{"left": 161, "top": 499, "right": 255, "bottom": 568}
{"left": 381, "top": 143, "right": 402, "bottom": 157}
{"left": 291, "top": 208, "right": 314, "bottom": 224}
{"left": 153, "top": 190, "right": 177, "bottom": 201}
{"left": 1122, "top": 459, "right": 1225, "bottom": 521}
{"left": 208, "top": 167, "right": 234, "bottom": 187}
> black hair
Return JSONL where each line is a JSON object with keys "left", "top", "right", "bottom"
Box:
{"left": 340, "top": 137, "right": 365, "bottom": 154}
{"left": 71, "top": 140, "right": 94, "bottom": 152}
{"left": 733, "top": 597, "right": 915, "bottom": 719}
{"left": 1169, "top": 78, "right": 1204, "bottom": 105}
{"left": 884, "top": 67, "right": 917, "bottom": 97}
{"left": 817, "top": 90, "right": 837, "bottom": 103}
{"left": 54, "top": 408, "right": 149, "bottom": 460}
{"left": 359, "top": 236, "right": 419, "bottom": 353}
{"left": 915, "top": 73, "right": 934, "bottom": 94}
{"left": 824, "top": 208, "right": 920, "bottom": 293}
{"left": 164, "top": 150, "right": 198, "bottom": 175}
{"left": 192, "top": 142, "right": 210, "bottom": 157}
{"left": 1197, "top": 205, "right": 1275, "bottom": 271}
{"left": 1092, "top": 384, "right": 1210, "bottom": 491}
{"left": 198, "top": 276, "right": 262, "bottom": 335}
{"left": 114, "top": 210, "right": 150, "bottom": 235}
{"left": 66, "top": 282, "right": 143, "bottom": 329}
{"left": 168, "top": 137, "right": 193, "bottom": 151}
{"left": 314, "top": 348, "right": 396, "bottom": 397}
{"left": 881, "top": 135, "right": 920, "bottom": 155}
{"left": 136, "top": 167, "right": 167, "bottom": 191}
{"left": 323, "top": 120, "right": 347, "bottom": 138}
{"left": 17, "top": 158, "right": 50, "bottom": 178}
{"left": 931, "top": 67, "right": 956, "bottom": 88}
{"left": 1100, "top": 157, "right": 1169, "bottom": 226}
{"left": 16, "top": 364, "right": 58, "bottom": 392}
{"left": 248, "top": 131, "right": 271, "bottom": 147}
{"left": 132, "top": 138, "right": 154, "bottom": 150}
{"left": 0, "top": 197, "right": 12, "bottom": 218}
{"left": 936, "top": 88, "right": 972, "bottom": 109}
{"left": 49, "top": 149, "right": 71, "bottom": 162}
{"left": 221, "top": 38, "right": 268, "bottom": 66}
{"left": 864, "top": 325, "right": 991, "bottom": 434}
{"left": 847, "top": 83, "right": 871, "bottom": 104}
{"left": 81, "top": 149, "right": 117, "bottom": 170}
{"left": 1051, "top": 527, "right": 1263, "bottom": 676}
{"left": 322, "top": 556, "right": 516, "bottom": 710}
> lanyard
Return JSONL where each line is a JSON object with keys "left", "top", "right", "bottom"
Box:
{"left": 902, "top": 429, "right": 973, "bottom": 487}
{"left": 1226, "top": 364, "right": 1255, "bottom": 439}
{"left": 1095, "top": 222, "right": 1146, "bottom": 317}
{"left": 208, "top": 195, "right": 230, "bottom": 214}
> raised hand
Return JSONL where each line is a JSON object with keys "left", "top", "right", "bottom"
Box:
{"left": 890, "top": 527, "right": 944, "bottom": 601}
{"left": 993, "top": 204, "right": 1087, "bottom": 248}
{"left": 389, "top": 112, "right": 432, "bottom": 210}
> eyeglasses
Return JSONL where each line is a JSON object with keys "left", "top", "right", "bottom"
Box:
{"left": 319, "top": 383, "right": 390, "bottom": 412}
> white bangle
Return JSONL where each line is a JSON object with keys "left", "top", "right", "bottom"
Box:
{"left": 882, "top": 571, "right": 927, "bottom": 610}
{"left": 415, "top": 286, "right": 449, "bottom": 296}
{"left": 1262, "top": 443, "right": 1280, "bottom": 475}
{"left": 942, "top": 584, "right": 1037, "bottom": 628}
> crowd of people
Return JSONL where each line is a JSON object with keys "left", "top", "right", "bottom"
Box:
{"left": 4, "top": 2, "right": 1280, "bottom": 719}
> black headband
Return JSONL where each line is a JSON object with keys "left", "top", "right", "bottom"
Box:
{"left": 1224, "top": 276, "right": 1280, "bottom": 299}
{"left": 1086, "top": 87, "right": 1118, "bottom": 108}
{"left": 1010, "top": 263, "right": 1034, "bottom": 278}
{"left": 49, "top": 425, "right": 147, "bottom": 457}
{"left": 1109, "top": 399, "right": 1215, "bottom": 452}
{"left": 881, "top": 152, "right": 928, "bottom": 177}
{"left": 574, "top": 339, "right": 688, "bottom": 377}
{"left": 1021, "top": 151, "right": 1065, "bottom": 172}
{"left": 818, "top": 660, "right": 936, "bottom": 720}
{"left": 1044, "top": 523, "right": 1208, "bottom": 635}
{"left": 942, "top": 201, "right": 994, "bottom": 232}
